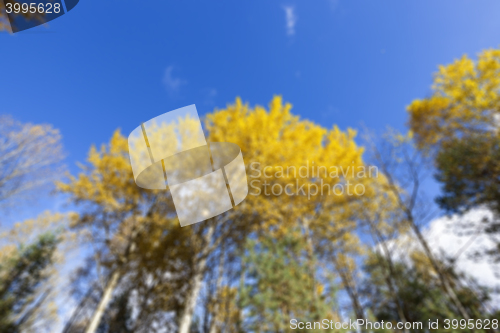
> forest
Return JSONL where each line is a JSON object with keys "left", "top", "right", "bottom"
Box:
{"left": 1, "top": 47, "right": 500, "bottom": 332}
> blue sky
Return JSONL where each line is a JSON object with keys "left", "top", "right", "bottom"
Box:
{"left": 2, "top": 0, "right": 500, "bottom": 222}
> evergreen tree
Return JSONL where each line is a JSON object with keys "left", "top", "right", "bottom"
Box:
{"left": 0, "top": 233, "right": 60, "bottom": 333}
{"left": 240, "top": 231, "right": 338, "bottom": 333}
{"left": 363, "top": 251, "right": 495, "bottom": 333}
{"left": 408, "top": 48, "right": 500, "bottom": 262}
{"left": 435, "top": 134, "right": 500, "bottom": 258}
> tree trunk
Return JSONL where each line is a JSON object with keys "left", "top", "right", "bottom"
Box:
{"left": 61, "top": 285, "right": 96, "bottom": 333}
{"left": 410, "top": 222, "right": 471, "bottom": 320}
{"left": 331, "top": 254, "right": 365, "bottom": 321}
{"left": 208, "top": 249, "right": 225, "bottom": 333}
{"left": 300, "top": 218, "right": 319, "bottom": 316}
{"left": 178, "top": 224, "right": 215, "bottom": 333}
{"left": 378, "top": 151, "right": 473, "bottom": 322}
{"left": 84, "top": 269, "right": 121, "bottom": 333}
{"left": 365, "top": 216, "right": 410, "bottom": 333}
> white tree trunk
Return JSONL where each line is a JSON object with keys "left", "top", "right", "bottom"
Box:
{"left": 178, "top": 225, "right": 215, "bottom": 333}
{"left": 84, "top": 270, "right": 121, "bottom": 333}
{"left": 178, "top": 262, "right": 206, "bottom": 333}
{"left": 208, "top": 248, "right": 225, "bottom": 333}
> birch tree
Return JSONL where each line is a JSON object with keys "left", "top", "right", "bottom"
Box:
{"left": 364, "top": 130, "right": 483, "bottom": 321}
{"left": 0, "top": 115, "right": 64, "bottom": 207}
{"left": 408, "top": 48, "right": 500, "bottom": 263}
{"left": 58, "top": 131, "right": 179, "bottom": 333}
{"left": 60, "top": 96, "right": 382, "bottom": 332}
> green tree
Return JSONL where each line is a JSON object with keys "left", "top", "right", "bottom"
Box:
{"left": 0, "top": 233, "right": 60, "bottom": 333}
{"left": 363, "top": 251, "right": 495, "bottom": 333}
{"left": 435, "top": 134, "right": 500, "bottom": 217}
{"left": 361, "top": 129, "right": 486, "bottom": 321}
{"left": 240, "top": 231, "right": 338, "bottom": 333}
{"left": 59, "top": 96, "right": 375, "bottom": 333}
{"left": 0, "top": 115, "right": 69, "bottom": 332}
{"left": 407, "top": 48, "right": 500, "bottom": 263}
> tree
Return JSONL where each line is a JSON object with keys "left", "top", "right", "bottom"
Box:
{"left": 58, "top": 130, "right": 183, "bottom": 333}
{"left": 435, "top": 134, "right": 500, "bottom": 216}
{"left": 214, "top": 95, "right": 379, "bottom": 332}
{"left": 0, "top": 232, "right": 59, "bottom": 332}
{"left": 407, "top": 48, "right": 500, "bottom": 263}
{"left": 363, "top": 250, "right": 495, "bottom": 333}
{"left": 0, "top": 115, "right": 69, "bottom": 332}
{"left": 95, "top": 291, "right": 133, "bottom": 333}
{"left": 0, "top": 211, "right": 76, "bottom": 333}
{"left": 0, "top": 115, "right": 64, "bottom": 207}
{"left": 240, "top": 231, "right": 338, "bottom": 333}
{"left": 352, "top": 170, "right": 412, "bottom": 332}
{"left": 60, "top": 96, "right": 378, "bottom": 333}
{"left": 206, "top": 96, "right": 383, "bottom": 331}
{"left": 407, "top": 48, "right": 500, "bottom": 151}
{"left": 362, "top": 129, "right": 483, "bottom": 321}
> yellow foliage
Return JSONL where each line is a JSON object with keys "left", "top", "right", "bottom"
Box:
{"left": 58, "top": 130, "right": 156, "bottom": 213}
{"left": 408, "top": 48, "right": 500, "bottom": 149}
{"left": 0, "top": 211, "right": 76, "bottom": 246}
{"left": 58, "top": 97, "right": 398, "bottom": 323}
{"left": 206, "top": 96, "right": 373, "bottom": 236}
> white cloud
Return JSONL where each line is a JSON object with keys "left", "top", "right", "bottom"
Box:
{"left": 163, "top": 66, "right": 187, "bottom": 97}
{"left": 382, "top": 208, "right": 500, "bottom": 304}
{"left": 424, "top": 209, "right": 499, "bottom": 289}
{"left": 282, "top": 5, "right": 297, "bottom": 36}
